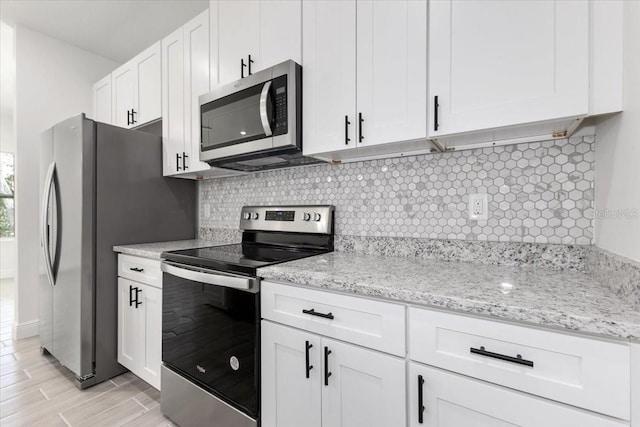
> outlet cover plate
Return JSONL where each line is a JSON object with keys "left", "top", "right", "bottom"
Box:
{"left": 469, "top": 194, "right": 488, "bottom": 220}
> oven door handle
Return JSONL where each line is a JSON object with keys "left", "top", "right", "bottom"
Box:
{"left": 259, "top": 80, "right": 273, "bottom": 137}
{"left": 161, "top": 261, "right": 257, "bottom": 290}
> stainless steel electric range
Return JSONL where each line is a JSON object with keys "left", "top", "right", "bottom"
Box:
{"left": 160, "top": 205, "right": 335, "bottom": 427}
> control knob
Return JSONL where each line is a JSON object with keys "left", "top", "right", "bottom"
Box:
{"left": 243, "top": 212, "right": 251, "bottom": 220}
{"left": 303, "top": 212, "right": 311, "bottom": 221}
{"left": 313, "top": 213, "right": 321, "bottom": 222}
{"left": 252, "top": 212, "right": 259, "bottom": 220}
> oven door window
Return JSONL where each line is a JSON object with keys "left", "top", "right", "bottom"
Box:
{"left": 162, "top": 273, "right": 259, "bottom": 418}
{"left": 201, "top": 81, "right": 274, "bottom": 151}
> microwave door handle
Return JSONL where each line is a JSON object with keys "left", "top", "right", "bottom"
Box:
{"left": 259, "top": 81, "right": 273, "bottom": 137}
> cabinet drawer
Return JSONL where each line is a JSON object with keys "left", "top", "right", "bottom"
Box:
{"left": 409, "top": 363, "right": 628, "bottom": 427}
{"left": 118, "top": 254, "right": 162, "bottom": 288}
{"left": 409, "top": 307, "right": 630, "bottom": 420}
{"left": 261, "top": 281, "right": 405, "bottom": 356}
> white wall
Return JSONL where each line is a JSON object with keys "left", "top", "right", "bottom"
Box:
{"left": 14, "top": 26, "right": 118, "bottom": 338}
{"left": 594, "top": 0, "right": 640, "bottom": 262}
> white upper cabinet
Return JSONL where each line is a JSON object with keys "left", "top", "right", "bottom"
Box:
{"left": 92, "top": 74, "right": 112, "bottom": 124}
{"left": 428, "top": 0, "right": 589, "bottom": 138}
{"left": 218, "top": 0, "right": 260, "bottom": 85}
{"left": 302, "top": 0, "right": 357, "bottom": 155}
{"left": 112, "top": 63, "right": 135, "bottom": 128}
{"left": 111, "top": 41, "right": 162, "bottom": 128}
{"left": 163, "top": 10, "right": 224, "bottom": 178}
{"left": 212, "top": 0, "right": 302, "bottom": 86}
{"left": 356, "top": 0, "right": 427, "bottom": 147}
{"left": 303, "top": 0, "right": 428, "bottom": 157}
{"left": 133, "top": 42, "right": 162, "bottom": 125}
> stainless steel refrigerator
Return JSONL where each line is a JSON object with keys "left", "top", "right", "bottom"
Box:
{"left": 39, "top": 114, "right": 196, "bottom": 389}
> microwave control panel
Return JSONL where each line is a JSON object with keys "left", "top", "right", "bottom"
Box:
{"left": 272, "top": 75, "right": 288, "bottom": 136}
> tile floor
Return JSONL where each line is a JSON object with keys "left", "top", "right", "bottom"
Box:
{"left": 0, "top": 278, "right": 175, "bottom": 426}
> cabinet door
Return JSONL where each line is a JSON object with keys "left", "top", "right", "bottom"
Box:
{"left": 302, "top": 0, "right": 357, "bottom": 156}
{"left": 162, "top": 28, "right": 185, "bottom": 176}
{"left": 133, "top": 41, "right": 162, "bottom": 125}
{"left": 111, "top": 63, "right": 135, "bottom": 128}
{"left": 92, "top": 74, "right": 112, "bottom": 124}
{"left": 117, "top": 278, "right": 139, "bottom": 372}
{"left": 137, "top": 284, "right": 162, "bottom": 390}
{"left": 322, "top": 338, "right": 406, "bottom": 427}
{"left": 428, "top": 0, "right": 589, "bottom": 137}
{"left": 259, "top": 0, "right": 302, "bottom": 70}
{"left": 184, "top": 10, "right": 211, "bottom": 173}
{"left": 356, "top": 0, "right": 427, "bottom": 147}
{"left": 218, "top": 0, "right": 259, "bottom": 85}
{"left": 409, "top": 363, "right": 627, "bottom": 427}
{"left": 261, "top": 321, "right": 322, "bottom": 427}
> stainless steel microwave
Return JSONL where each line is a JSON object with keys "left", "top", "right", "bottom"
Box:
{"left": 199, "top": 60, "right": 315, "bottom": 172}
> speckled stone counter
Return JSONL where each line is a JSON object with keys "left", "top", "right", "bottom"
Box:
{"left": 258, "top": 252, "right": 640, "bottom": 341}
{"left": 113, "top": 239, "right": 238, "bottom": 260}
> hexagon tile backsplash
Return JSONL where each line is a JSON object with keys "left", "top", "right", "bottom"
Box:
{"left": 199, "top": 135, "right": 595, "bottom": 245}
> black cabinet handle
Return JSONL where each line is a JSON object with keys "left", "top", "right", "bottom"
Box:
{"left": 131, "top": 109, "right": 137, "bottom": 125}
{"left": 418, "top": 375, "right": 425, "bottom": 424}
{"left": 176, "top": 153, "right": 182, "bottom": 171}
{"left": 302, "top": 309, "right": 334, "bottom": 320}
{"left": 241, "top": 58, "right": 246, "bottom": 78}
{"left": 305, "top": 341, "right": 314, "bottom": 379}
{"left": 344, "top": 115, "right": 351, "bottom": 145}
{"left": 183, "top": 152, "right": 188, "bottom": 170}
{"left": 470, "top": 346, "right": 534, "bottom": 367}
{"left": 248, "top": 54, "right": 254, "bottom": 75}
{"left": 129, "top": 267, "right": 144, "bottom": 273}
{"left": 127, "top": 109, "right": 132, "bottom": 126}
{"left": 358, "top": 112, "right": 364, "bottom": 142}
{"left": 134, "top": 287, "right": 142, "bottom": 308}
{"left": 324, "top": 346, "right": 332, "bottom": 386}
{"left": 129, "top": 285, "right": 134, "bottom": 307}
{"left": 433, "top": 96, "right": 439, "bottom": 132}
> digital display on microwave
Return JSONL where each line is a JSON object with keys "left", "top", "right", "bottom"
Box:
{"left": 276, "top": 87, "right": 285, "bottom": 95}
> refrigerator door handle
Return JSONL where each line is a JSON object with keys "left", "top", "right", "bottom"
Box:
{"left": 41, "top": 162, "right": 56, "bottom": 287}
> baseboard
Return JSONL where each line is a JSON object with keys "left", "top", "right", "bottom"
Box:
{"left": 13, "top": 319, "right": 39, "bottom": 340}
{"left": 0, "top": 269, "right": 15, "bottom": 280}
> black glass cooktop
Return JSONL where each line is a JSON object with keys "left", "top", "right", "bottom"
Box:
{"left": 163, "top": 243, "right": 328, "bottom": 276}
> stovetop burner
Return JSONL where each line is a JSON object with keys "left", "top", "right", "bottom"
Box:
{"left": 163, "top": 242, "right": 329, "bottom": 276}
{"left": 162, "top": 205, "right": 335, "bottom": 276}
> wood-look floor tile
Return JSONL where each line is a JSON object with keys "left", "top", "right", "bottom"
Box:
{"left": 76, "top": 398, "right": 146, "bottom": 427}
{"left": 119, "top": 405, "right": 174, "bottom": 427}
{"left": 0, "top": 369, "right": 29, "bottom": 388}
{"left": 60, "top": 377, "right": 149, "bottom": 425}
{"left": 1, "top": 360, "right": 73, "bottom": 401}
{"left": 0, "top": 353, "right": 16, "bottom": 365}
{"left": 0, "top": 387, "right": 46, "bottom": 417}
{"left": 109, "top": 371, "right": 137, "bottom": 386}
{"left": 133, "top": 386, "right": 160, "bottom": 410}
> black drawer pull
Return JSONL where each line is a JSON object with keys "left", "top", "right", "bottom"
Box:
{"left": 324, "top": 346, "right": 332, "bottom": 386}
{"left": 358, "top": 112, "right": 364, "bottom": 142}
{"left": 433, "top": 96, "right": 439, "bottom": 131}
{"left": 129, "top": 285, "right": 135, "bottom": 307}
{"left": 344, "top": 115, "right": 351, "bottom": 145}
{"left": 305, "top": 341, "right": 313, "bottom": 379}
{"left": 302, "top": 309, "right": 334, "bottom": 320}
{"left": 470, "top": 346, "right": 534, "bottom": 367}
{"left": 418, "top": 374, "right": 425, "bottom": 424}
{"left": 129, "top": 267, "right": 144, "bottom": 273}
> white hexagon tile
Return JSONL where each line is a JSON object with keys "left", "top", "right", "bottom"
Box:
{"left": 200, "top": 136, "right": 595, "bottom": 245}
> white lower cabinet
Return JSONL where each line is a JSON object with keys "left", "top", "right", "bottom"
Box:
{"left": 409, "top": 363, "right": 628, "bottom": 427}
{"left": 117, "top": 277, "right": 162, "bottom": 390}
{"left": 261, "top": 320, "right": 406, "bottom": 427}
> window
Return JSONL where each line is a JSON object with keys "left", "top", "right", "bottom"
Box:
{"left": 0, "top": 152, "right": 15, "bottom": 238}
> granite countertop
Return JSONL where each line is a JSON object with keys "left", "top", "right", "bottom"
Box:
{"left": 258, "top": 252, "right": 640, "bottom": 341}
{"left": 113, "top": 239, "right": 237, "bottom": 260}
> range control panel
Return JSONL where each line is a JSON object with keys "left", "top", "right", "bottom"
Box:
{"left": 240, "top": 205, "right": 334, "bottom": 234}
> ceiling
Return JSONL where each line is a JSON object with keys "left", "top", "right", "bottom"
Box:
{"left": 0, "top": 0, "right": 208, "bottom": 63}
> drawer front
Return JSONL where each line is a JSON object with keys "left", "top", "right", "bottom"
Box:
{"left": 261, "top": 281, "right": 405, "bottom": 356}
{"left": 118, "top": 254, "right": 162, "bottom": 288}
{"left": 409, "top": 363, "right": 628, "bottom": 427}
{"left": 409, "top": 307, "right": 630, "bottom": 420}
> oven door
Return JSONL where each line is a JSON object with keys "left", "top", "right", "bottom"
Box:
{"left": 161, "top": 262, "right": 260, "bottom": 419}
{"left": 200, "top": 78, "right": 275, "bottom": 162}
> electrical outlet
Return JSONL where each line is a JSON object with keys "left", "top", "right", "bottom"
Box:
{"left": 469, "top": 194, "right": 488, "bottom": 220}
